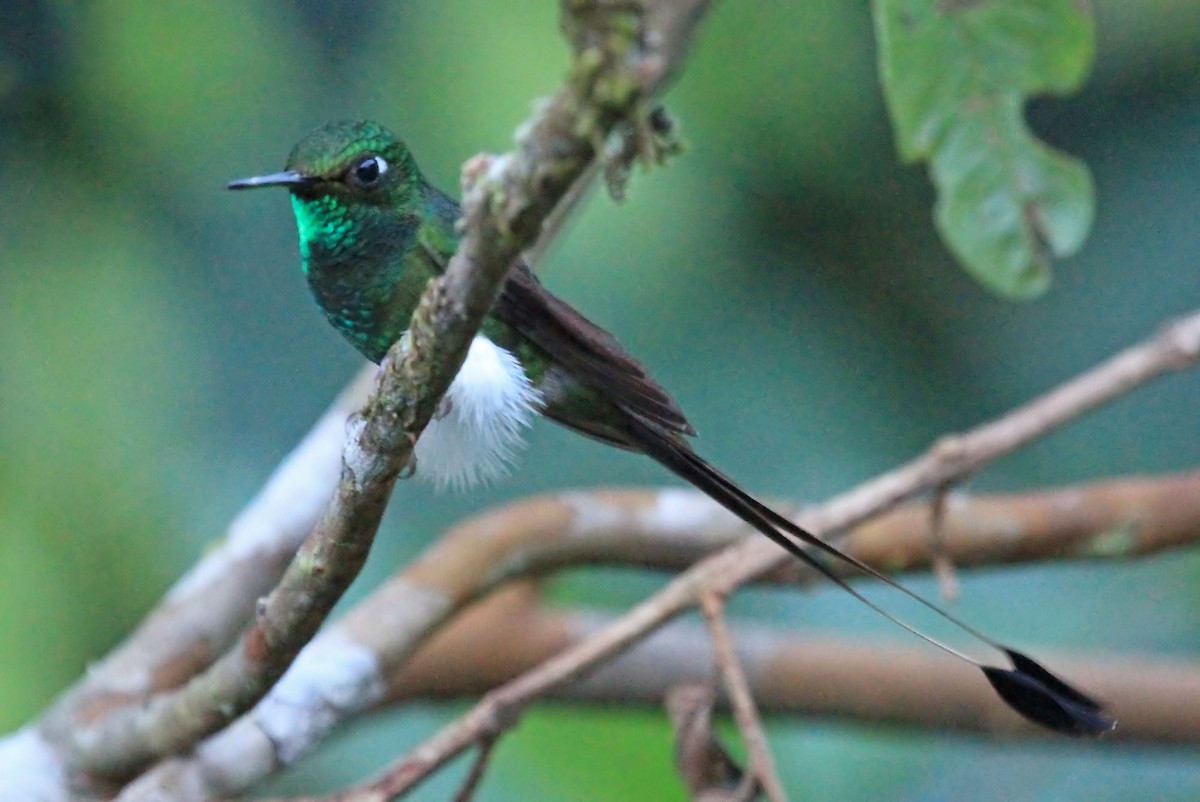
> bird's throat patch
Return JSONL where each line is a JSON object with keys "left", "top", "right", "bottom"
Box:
{"left": 291, "top": 195, "right": 353, "bottom": 270}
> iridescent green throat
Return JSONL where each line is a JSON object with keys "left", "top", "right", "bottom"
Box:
{"left": 291, "top": 194, "right": 355, "bottom": 270}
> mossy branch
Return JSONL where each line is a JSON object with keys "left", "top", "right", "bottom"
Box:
{"left": 53, "top": 0, "right": 714, "bottom": 787}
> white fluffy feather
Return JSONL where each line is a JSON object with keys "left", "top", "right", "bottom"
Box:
{"left": 414, "top": 335, "right": 543, "bottom": 490}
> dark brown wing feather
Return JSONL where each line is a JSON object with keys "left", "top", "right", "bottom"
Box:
{"left": 495, "top": 264, "right": 696, "bottom": 437}
{"left": 418, "top": 181, "right": 691, "bottom": 436}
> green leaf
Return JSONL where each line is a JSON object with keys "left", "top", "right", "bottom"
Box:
{"left": 874, "top": 0, "right": 1096, "bottom": 298}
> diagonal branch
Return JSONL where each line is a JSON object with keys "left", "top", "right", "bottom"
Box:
{"left": 818, "top": 468, "right": 1200, "bottom": 577}
{"left": 119, "top": 467, "right": 1200, "bottom": 801}
{"left": 37, "top": 368, "right": 375, "bottom": 762}
{"left": 298, "top": 310, "right": 1200, "bottom": 799}
{"left": 246, "top": 595, "right": 1200, "bottom": 802}
{"left": 43, "top": 420, "right": 1200, "bottom": 787}
{"left": 55, "top": 0, "right": 717, "bottom": 787}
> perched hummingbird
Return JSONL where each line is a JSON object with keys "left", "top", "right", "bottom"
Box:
{"left": 231, "top": 120, "right": 1113, "bottom": 736}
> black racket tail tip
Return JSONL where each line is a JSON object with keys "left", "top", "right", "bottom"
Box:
{"left": 982, "top": 653, "right": 1116, "bottom": 737}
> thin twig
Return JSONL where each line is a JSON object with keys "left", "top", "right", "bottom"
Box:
{"left": 450, "top": 736, "right": 500, "bottom": 802}
{"left": 700, "top": 594, "right": 785, "bottom": 802}
{"left": 928, "top": 483, "right": 961, "bottom": 602}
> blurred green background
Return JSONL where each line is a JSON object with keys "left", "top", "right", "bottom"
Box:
{"left": 2, "top": 2, "right": 1198, "bottom": 800}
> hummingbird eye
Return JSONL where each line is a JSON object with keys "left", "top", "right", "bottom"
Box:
{"left": 347, "top": 155, "right": 388, "bottom": 189}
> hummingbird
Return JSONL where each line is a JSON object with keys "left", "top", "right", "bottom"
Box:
{"left": 230, "top": 120, "right": 1113, "bottom": 737}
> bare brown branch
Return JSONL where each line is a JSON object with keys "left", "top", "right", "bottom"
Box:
{"left": 122, "top": 467, "right": 1200, "bottom": 801}
{"left": 390, "top": 591, "right": 1200, "bottom": 746}
{"left": 840, "top": 468, "right": 1200, "bottom": 575}
{"left": 241, "top": 589, "right": 1200, "bottom": 802}
{"left": 308, "top": 310, "right": 1200, "bottom": 799}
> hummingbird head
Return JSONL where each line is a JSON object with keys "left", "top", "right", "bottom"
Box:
{"left": 228, "top": 119, "right": 429, "bottom": 281}
{"left": 229, "top": 120, "right": 419, "bottom": 208}
{"left": 229, "top": 121, "right": 436, "bottom": 361}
